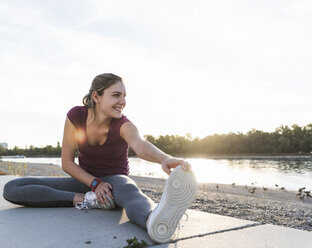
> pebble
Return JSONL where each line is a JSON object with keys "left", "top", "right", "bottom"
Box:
{"left": 140, "top": 185, "right": 312, "bottom": 232}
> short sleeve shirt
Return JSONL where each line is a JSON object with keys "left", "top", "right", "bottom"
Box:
{"left": 67, "top": 106, "right": 130, "bottom": 177}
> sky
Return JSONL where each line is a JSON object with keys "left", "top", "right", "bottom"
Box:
{"left": 0, "top": 0, "right": 311, "bottom": 148}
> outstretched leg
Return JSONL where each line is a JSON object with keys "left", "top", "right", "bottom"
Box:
{"left": 3, "top": 177, "right": 90, "bottom": 207}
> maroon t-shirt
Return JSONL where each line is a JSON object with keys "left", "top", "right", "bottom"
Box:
{"left": 67, "top": 106, "right": 130, "bottom": 177}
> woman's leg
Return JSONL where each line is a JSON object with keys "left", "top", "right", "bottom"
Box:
{"left": 100, "top": 175, "right": 156, "bottom": 229}
{"left": 3, "top": 177, "right": 90, "bottom": 207}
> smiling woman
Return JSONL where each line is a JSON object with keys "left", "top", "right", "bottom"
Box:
{"left": 82, "top": 73, "right": 125, "bottom": 123}
{"left": 3, "top": 72, "right": 197, "bottom": 244}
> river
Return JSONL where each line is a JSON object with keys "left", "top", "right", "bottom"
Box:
{"left": 1, "top": 156, "right": 312, "bottom": 191}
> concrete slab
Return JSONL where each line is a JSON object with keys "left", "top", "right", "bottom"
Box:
{"left": 0, "top": 176, "right": 153, "bottom": 248}
{"left": 3, "top": 175, "right": 311, "bottom": 248}
{"left": 172, "top": 209, "right": 256, "bottom": 239}
{"left": 0, "top": 176, "right": 258, "bottom": 247}
{"left": 0, "top": 175, "right": 18, "bottom": 209}
{"left": 154, "top": 224, "right": 312, "bottom": 248}
{"left": 0, "top": 207, "right": 153, "bottom": 248}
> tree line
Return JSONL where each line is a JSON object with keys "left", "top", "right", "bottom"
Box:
{"left": 1, "top": 124, "right": 312, "bottom": 157}
{"left": 0, "top": 142, "right": 62, "bottom": 157}
{"left": 143, "top": 124, "right": 312, "bottom": 156}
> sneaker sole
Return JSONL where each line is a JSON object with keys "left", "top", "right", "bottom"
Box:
{"left": 148, "top": 165, "right": 197, "bottom": 243}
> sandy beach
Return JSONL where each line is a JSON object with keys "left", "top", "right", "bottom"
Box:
{"left": 1, "top": 161, "right": 311, "bottom": 231}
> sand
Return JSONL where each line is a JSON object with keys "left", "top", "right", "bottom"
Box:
{"left": 1, "top": 161, "right": 311, "bottom": 231}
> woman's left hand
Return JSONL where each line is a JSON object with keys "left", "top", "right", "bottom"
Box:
{"left": 161, "top": 156, "right": 192, "bottom": 175}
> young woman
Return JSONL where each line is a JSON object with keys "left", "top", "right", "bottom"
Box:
{"left": 3, "top": 73, "right": 196, "bottom": 243}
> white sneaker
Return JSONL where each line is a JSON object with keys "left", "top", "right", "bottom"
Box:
{"left": 75, "top": 191, "right": 116, "bottom": 210}
{"left": 147, "top": 165, "right": 197, "bottom": 243}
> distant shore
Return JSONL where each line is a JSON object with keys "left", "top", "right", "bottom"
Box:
{"left": 1, "top": 161, "right": 311, "bottom": 231}
{"left": 181, "top": 154, "right": 312, "bottom": 159}
{"left": 2, "top": 154, "right": 312, "bottom": 160}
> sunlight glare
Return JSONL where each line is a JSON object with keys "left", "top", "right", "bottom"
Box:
{"left": 75, "top": 128, "right": 86, "bottom": 144}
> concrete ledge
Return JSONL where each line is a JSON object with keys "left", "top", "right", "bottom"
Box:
{"left": 0, "top": 206, "right": 154, "bottom": 248}
{"left": 154, "top": 223, "right": 312, "bottom": 248}
{"left": 1, "top": 175, "right": 311, "bottom": 248}
{"left": 0, "top": 176, "right": 256, "bottom": 247}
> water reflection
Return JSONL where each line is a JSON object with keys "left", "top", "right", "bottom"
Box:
{"left": 226, "top": 159, "right": 312, "bottom": 174}
{"left": 187, "top": 158, "right": 312, "bottom": 190}
{"left": 2, "top": 157, "right": 312, "bottom": 190}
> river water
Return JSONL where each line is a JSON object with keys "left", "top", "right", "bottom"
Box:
{"left": 2, "top": 156, "right": 312, "bottom": 191}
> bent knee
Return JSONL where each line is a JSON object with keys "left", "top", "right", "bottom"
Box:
{"left": 3, "top": 178, "right": 21, "bottom": 201}
{"left": 115, "top": 178, "right": 139, "bottom": 192}
{"left": 113, "top": 181, "right": 142, "bottom": 199}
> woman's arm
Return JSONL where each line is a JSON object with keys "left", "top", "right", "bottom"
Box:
{"left": 61, "top": 117, "right": 113, "bottom": 205}
{"left": 120, "top": 122, "right": 191, "bottom": 175}
{"left": 61, "top": 117, "right": 97, "bottom": 186}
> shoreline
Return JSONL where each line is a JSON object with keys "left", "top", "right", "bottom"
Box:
{"left": 130, "top": 176, "right": 312, "bottom": 231}
{"left": 199, "top": 155, "right": 312, "bottom": 159}
{"left": 1, "top": 161, "right": 311, "bottom": 231}
{"left": 130, "top": 175, "right": 312, "bottom": 232}
{"left": 2, "top": 154, "right": 312, "bottom": 160}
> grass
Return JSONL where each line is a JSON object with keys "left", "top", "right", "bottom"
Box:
{"left": 123, "top": 237, "right": 148, "bottom": 248}
{"left": 3, "top": 162, "right": 29, "bottom": 176}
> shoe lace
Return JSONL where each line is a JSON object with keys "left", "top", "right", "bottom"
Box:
{"left": 182, "top": 212, "right": 189, "bottom": 221}
{"left": 172, "top": 223, "right": 181, "bottom": 240}
{"left": 75, "top": 201, "right": 90, "bottom": 210}
{"left": 172, "top": 212, "right": 189, "bottom": 239}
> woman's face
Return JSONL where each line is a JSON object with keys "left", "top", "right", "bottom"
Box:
{"left": 95, "top": 81, "right": 126, "bottom": 119}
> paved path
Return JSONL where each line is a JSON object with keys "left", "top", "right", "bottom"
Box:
{"left": 0, "top": 176, "right": 311, "bottom": 247}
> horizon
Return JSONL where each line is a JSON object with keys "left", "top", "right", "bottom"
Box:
{"left": 1, "top": 1, "right": 311, "bottom": 149}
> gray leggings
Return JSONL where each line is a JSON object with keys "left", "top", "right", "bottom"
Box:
{"left": 2, "top": 175, "right": 156, "bottom": 228}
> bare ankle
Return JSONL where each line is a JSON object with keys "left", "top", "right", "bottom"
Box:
{"left": 73, "top": 193, "right": 85, "bottom": 206}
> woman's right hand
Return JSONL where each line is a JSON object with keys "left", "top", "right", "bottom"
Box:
{"left": 94, "top": 182, "right": 114, "bottom": 205}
